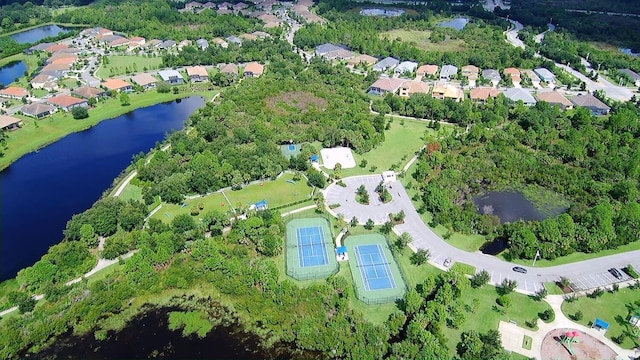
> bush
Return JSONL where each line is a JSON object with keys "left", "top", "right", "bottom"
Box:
{"left": 364, "top": 218, "right": 375, "bottom": 230}
{"left": 410, "top": 249, "right": 430, "bottom": 265}
{"left": 624, "top": 265, "right": 639, "bottom": 279}
{"left": 71, "top": 106, "right": 89, "bottom": 119}
{"left": 573, "top": 310, "right": 583, "bottom": 321}
{"left": 497, "top": 295, "right": 511, "bottom": 308}
{"left": 470, "top": 270, "right": 491, "bottom": 288}
{"left": 539, "top": 309, "right": 554, "bottom": 322}
{"left": 588, "top": 287, "right": 604, "bottom": 298}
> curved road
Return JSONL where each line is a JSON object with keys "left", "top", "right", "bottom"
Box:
{"left": 324, "top": 175, "right": 640, "bottom": 294}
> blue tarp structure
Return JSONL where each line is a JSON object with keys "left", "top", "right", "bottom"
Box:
{"left": 255, "top": 200, "right": 268, "bottom": 210}
{"left": 310, "top": 154, "right": 319, "bottom": 162}
{"left": 593, "top": 318, "right": 610, "bottom": 331}
{"left": 337, "top": 246, "right": 347, "bottom": 255}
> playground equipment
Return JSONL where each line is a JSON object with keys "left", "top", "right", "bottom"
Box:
{"left": 560, "top": 330, "right": 580, "bottom": 355}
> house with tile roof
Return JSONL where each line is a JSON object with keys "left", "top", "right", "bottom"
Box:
{"left": 469, "top": 87, "right": 501, "bottom": 102}
{"left": 45, "top": 43, "right": 69, "bottom": 53}
{"left": 503, "top": 68, "right": 521, "bottom": 85}
{"left": 244, "top": 62, "right": 264, "bottom": 77}
{"left": 30, "top": 74, "right": 57, "bottom": 90}
{"left": 417, "top": 64, "right": 439, "bottom": 77}
{"left": 503, "top": 88, "right": 537, "bottom": 106}
{"left": 521, "top": 69, "right": 540, "bottom": 86}
{"left": 373, "top": 57, "right": 400, "bottom": 73}
{"left": 399, "top": 81, "right": 430, "bottom": 97}
{"left": 0, "top": 114, "right": 23, "bottom": 131}
{"left": 0, "top": 86, "right": 29, "bottom": 100}
{"left": 187, "top": 66, "right": 209, "bottom": 82}
{"left": 570, "top": 93, "right": 610, "bottom": 115}
{"left": 73, "top": 86, "right": 107, "bottom": 100}
{"left": 48, "top": 94, "right": 88, "bottom": 111}
{"left": 461, "top": 65, "right": 479, "bottom": 77}
{"left": 129, "top": 37, "right": 146, "bottom": 49}
{"left": 212, "top": 38, "right": 229, "bottom": 48}
{"left": 220, "top": 63, "right": 239, "bottom": 77}
{"left": 103, "top": 78, "right": 134, "bottom": 92}
{"left": 21, "top": 103, "right": 55, "bottom": 118}
{"left": 369, "top": 78, "right": 405, "bottom": 96}
{"left": 130, "top": 73, "right": 158, "bottom": 89}
{"left": 432, "top": 83, "right": 463, "bottom": 102}
{"left": 535, "top": 91, "right": 573, "bottom": 110}
{"left": 347, "top": 54, "right": 378, "bottom": 68}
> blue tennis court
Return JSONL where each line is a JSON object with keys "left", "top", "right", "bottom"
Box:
{"left": 289, "top": 144, "right": 296, "bottom": 151}
{"left": 354, "top": 244, "right": 397, "bottom": 290}
{"left": 297, "top": 226, "right": 329, "bottom": 267}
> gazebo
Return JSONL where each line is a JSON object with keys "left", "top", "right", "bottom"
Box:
{"left": 592, "top": 318, "right": 610, "bottom": 333}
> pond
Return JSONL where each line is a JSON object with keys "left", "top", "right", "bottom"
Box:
{"left": 474, "top": 190, "right": 548, "bottom": 224}
{"left": 9, "top": 24, "right": 69, "bottom": 44}
{"left": 437, "top": 17, "right": 469, "bottom": 30}
{"left": 0, "top": 96, "right": 205, "bottom": 280}
{"left": 0, "top": 61, "right": 27, "bottom": 87}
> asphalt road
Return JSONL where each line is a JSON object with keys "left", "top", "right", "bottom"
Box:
{"left": 324, "top": 176, "right": 640, "bottom": 293}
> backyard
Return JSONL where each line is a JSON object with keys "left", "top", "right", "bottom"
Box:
{"left": 96, "top": 55, "right": 164, "bottom": 78}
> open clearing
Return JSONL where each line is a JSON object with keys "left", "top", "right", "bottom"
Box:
{"left": 97, "top": 55, "right": 164, "bottom": 78}
{"left": 380, "top": 29, "right": 466, "bottom": 52}
{"left": 265, "top": 91, "right": 328, "bottom": 115}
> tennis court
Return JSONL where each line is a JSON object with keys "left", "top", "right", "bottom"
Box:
{"left": 286, "top": 217, "right": 338, "bottom": 280}
{"left": 296, "top": 226, "right": 329, "bottom": 267}
{"left": 354, "top": 244, "right": 397, "bottom": 290}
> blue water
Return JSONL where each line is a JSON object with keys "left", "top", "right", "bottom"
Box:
{"left": 474, "top": 191, "right": 546, "bottom": 223}
{"left": 0, "top": 61, "right": 27, "bottom": 87}
{"left": 0, "top": 96, "right": 205, "bottom": 280}
{"left": 438, "top": 17, "right": 469, "bottom": 30}
{"left": 9, "top": 24, "right": 69, "bottom": 44}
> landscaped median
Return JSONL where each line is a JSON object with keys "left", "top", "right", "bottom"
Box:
{"left": 0, "top": 90, "right": 217, "bottom": 170}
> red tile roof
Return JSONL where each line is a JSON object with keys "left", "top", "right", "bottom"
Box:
{"left": 0, "top": 86, "right": 29, "bottom": 98}
{"left": 244, "top": 62, "right": 264, "bottom": 75}
{"left": 103, "top": 78, "right": 132, "bottom": 90}
{"left": 48, "top": 94, "right": 86, "bottom": 108}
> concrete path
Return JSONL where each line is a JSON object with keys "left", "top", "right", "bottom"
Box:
{"left": 113, "top": 170, "right": 138, "bottom": 197}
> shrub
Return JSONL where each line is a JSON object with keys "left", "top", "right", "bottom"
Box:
{"left": 364, "top": 219, "right": 375, "bottom": 230}
{"left": 573, "top": 310, "right": 583, "bottom": 321}
{"left": 71, "top": 106, "right": 89, "bottom": 119}
{"left": 539, "top": 309, "right": 554, "bottom": 322}
{"left": 624, "top": 265, "right": 639, "bottom": 279}
{"left": 588, "top": 287, "right": 604, "bottom": 298}
{"left": 410, "top": 249, "right": 430, "bottom": 265}
{"left": 497, "top": 295, "right": 511, "bottom": 308}
{"left": 470, "top": 270, "right": 491, "bottom": 288}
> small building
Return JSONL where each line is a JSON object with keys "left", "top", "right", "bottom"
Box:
{"left": 254, "top": 200, "right": 268, "bottom": 211}
{"left": 129, "top": 36, "right": 146, "bottom": 48}
{"left": 130, "top": 73, "right": 158, "bottom": 89}
{"left": 0, "top": 86, "right": 29, "bottom": 100}
{"left": 417, "top": 64, "right": 439, "bottom": 77}
{"left": 432, "top": 83, "right": 463, "bottom": 102}
{"left": 373, "top": 57, "right": 400, "bottom": 73}
{"left": 534, "top": 68, "right": 556, "bottom": 84}
{"left": 47, "top": 94, "right": 88, "bottom": 111}
{"left": 73, "top": 86, "right": 107, "bottom": 100}
{"left": 103, "top": 78, "right": 134, "bottom": 92}
{"left": 482, "top": 69, "right": 501, "bottom": 87}
{"left": 186, "top": 66, "right": 209, "bottom": 82}
{"left": 347, "top": 54, "right": 378, "bottom": 68}
{"left": 368, "top": 78, "right": 405, "bottom": 96}
{"left": 398, "top": 81, "right": 429, "bottom": 97}
{"left": 461, "top": 65, "right": 479, "bottom": 77}
{"left": 381, "top": 171, "right": 396, "bottom": 184}
{"left": 522, "top": 69, "right": 540, "bottom": 85}
{"left": 219, "top": 63, "right": 239, "bottom": 77}
{"left": 159, "top": 40, "right": 177, "bottom": 50}
{"left": 30, "top": 74, "right": 57, "bottom": 91}
{"left": 243, "top": 62, "right": 264, "bottom": 77}
{"left": 629, "top": 312, "right": 640, "bottom": 327}
{"left": 0, "top": 114, "right": 23, "bottom": 131}
{"left": 535, "top": 91, "right": 573, "bottom": 110}
{"left": 158, "top": 69, "right": 184, "bottom": 85}
{"left": 618, "top": 68, "right": 640, "bottom": 86}
{"left": 592, "top": 318, "right": 610, "bottom": 334}
{"left": 503, "top": 88, "right": 537, "bottom": 106}
{"left": 394, "top": 61, "right": 419, "bottom": 76}
{"left": 196, "top": 38, "right": 209, "bottom": 50}
{"left": 439, "top": 65, "right": 458, "bottom": 81}
{"left": 225, "top": 35, "right": 243, "bottom": 45}
{"left": 469, "top": 87, "right": 501, "bottom": 102}
{"left": 212, "top": 37, "right": 229, "bottom": 48}
{"left": 504, "top": 67, "right": 521, "bottom": 85}
{"left": 21, "top": 103, "right": 55, "bottom": 119}
{"left": 570, "top": 93, "right": 610, "bottom": 115}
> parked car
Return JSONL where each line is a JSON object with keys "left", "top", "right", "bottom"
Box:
{"left": 444, "top": 257, "right": 452, "bottom": 267}
{"left": 609, "top": 268, "right": 624, "bottom": 280}
{"left": 512, "top": 266, "right": 527, "bottom": 274}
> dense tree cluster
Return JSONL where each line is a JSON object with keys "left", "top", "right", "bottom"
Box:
{"left": 412, "top": 100, "right": 640, "bottom": 260}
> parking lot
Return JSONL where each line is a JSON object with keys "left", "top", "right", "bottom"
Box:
{"left": 569, "top": 265, "right": 639, "bottom": 291}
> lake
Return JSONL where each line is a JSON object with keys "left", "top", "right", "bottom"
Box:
{"left": 437, "top": 17, "right": 469, "bottom": 30}
{"left": 9, "top": 24, "right": 69, "bottom": 44}
{"left": 0, "top": 96, "right": 205, "bottom": 280}
{"left": 0, "top": 61, "right": 27, "bottom": 87}
{"left": 474, "top": 190, "right": 547, "bottom": 224}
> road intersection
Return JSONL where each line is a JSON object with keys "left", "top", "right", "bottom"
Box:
{"left": 324, "top": 175, "right": 640, "bottom": 294}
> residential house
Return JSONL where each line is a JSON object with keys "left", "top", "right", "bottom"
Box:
{"left": 570, "top": 93, "right": 610, "bottom": 115}
{"left": 417, "top": 64, "right": 439, "bottom": 78}
{"left": 431, "top": 83, "right": 463, "bottom": 102}
{"left": 439, "top": 65, "right": 458, "bottom": 81}
{"left": 187, "top": 66, "right": 209, "bottom": 82}
{"left": 203, "top": 2, "right": 216, "bottom": 9}
{"left": 109, "top": 37, "right": 130, "bottom": 48}
{"left": 315, "top": 43, "right": 344, "bottom": 57}
{"left": 368, "top": 78, "right": 405, "bottom": 96}
{"left": 217, "top": 8, "right": 232, "bottom": 15}
{"left": 73, "top": 86, "right": 107, "bottom": 100}
{"left": 461, "top": 65, "right": 480, "bottom": 87}
{"left": 534, "top": 68, "right": 555, "bottom": 84}
{"left": 218, "top": 2, "right": 233, "bottom": 9}
{"left": 40, "top": 63, "right": 71, "bottom": 78}
{"left": 159, "top": 40, "right": 177, "bottom": 50}
{"left": 535, "top": 91, "right": 573, "bottom": 110}
{"left": 0, "top": 114, "right": 23, "bottom": 131}
{"left": 469, "top": 87, "right": 501, "bottom": 102}
{"left": 178, "top": 40, "right": 192, "bottom": 51}
{"left": 48, "top": 94, "right": 88, "bottom": 111}
{"left": 103, "top": 78, "right": 134, "bottom": 92}
{"left": 196, "top": 38, "right": 209, "bottom": 50}
{"left": 323, "top": 49, "right": 356, "bottom": 61}
{"left": 373, "top": 57, "right": 400, "bottom": 73}
{"left": 212, "top": 38, "right": 229, "bottom": 48}
{"left": 48, "top": 52, "right": 77, "bottom": 64}
{"left": 394, "top": 61, "right": 419, "bottom": 77}
{"left": 522, "top": 69, "right": 540, "bottom": 86}
{"left": 240, "top": 33, "right": 258, "bottom": 41}
{"left": 244, "top": 62, "right": 264, "bottom": 77}
{"left": 618, "top": 68, "right": 640, "bottom": 86}
{"left": 158, "top": 69, "right": 185, "bottom": 84}
{"left": 252, "top": 31, "right": 270, "bottom": 39}
{"left": 130, "top": 73, "right": 158, "bottom": 89}
{"left": 398, "top": 81, "right": 429, "bottom": 97}
{"left": 503, "top": 68, "right": 521, "bottom": 85}
{"left": 225, "top": 35, "right": 243, "bottom": 45}
{"left": 0, "top": 86, "right": 29, "bottom": 100}
{"left": 30, "top": 74, "right": 57, "bottom": 91}
{"left": 233, "top": 2, "right": 249, "bottom": 11}
{"left": 26, "top": 42, "right": 54, "bottom": 54}
{"left": 482, "top": 69, "right": 501, "bottom": 87}
{"left": 146, "top": 39, "right": 163, "bottom": 49}
{"left": 184, "top": 1, "right": 202, "bottom": 11}
{"left": 129, "top": 36, "right": 146, "bottom": 49}
{"left": 503, "top": 88, "right": 537, "bottom": 106}
{"left": 45, "top": 43, "right": 69, "bottom": 53}
{"left": 347, "top": 54, "right": 378, "bottom": 68}
{"left": 219, "top": 63, "right": 239, "bottom": 77}
{"left": 21, "top": 103, "right": 55, "bottom": 118}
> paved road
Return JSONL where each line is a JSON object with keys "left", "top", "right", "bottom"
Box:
{"left": 324, "top": 176, "right": 640, "bottom": 294}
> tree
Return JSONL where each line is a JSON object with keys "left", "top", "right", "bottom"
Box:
{"left": 119, "top": 92, "right": 130, "bottom": 106}
{"left": 349, "top": 216, "right": 358, "bottom": 227}
{"left": 364, "top": 218, "right": 375, "bottom": 230}
{"left": 394, "top": 232, "right": 412, "bottom": 251}
{"left": 380, "top": 221, "right": 393, "bottom": 235}
{"left": 410, "top": 249, "right": 430, "bottom": 265}
{"left": 470, "top": 269, "right": 491, "bottom": 288}
{"left": 71, "top": 106, "right": 88, "bottom": 119}
{"left": 499, "top": 278, "right": 518, "bottom": 295}
{"left": 497, "top": 295, "right": 512, "bottom": 309}
{"left": 80, "top": 224, "right": 98, "bottom": 247}
{"left": 306, "top": 169, "right": 326, "bottom": 188}
{"left": 172, "top": 214, "right": 196, "bottom": 234}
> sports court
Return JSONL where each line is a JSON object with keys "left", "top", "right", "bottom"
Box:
{"left": 280, "top": 143, "right": 301, "bottom": 159}
{"left": 286, "top": 217, "right": 338, "bottom": 280}
{"left": 320, "top": 147, "right": 357, "bottom": 169}
{"left": 345, "top": 234, "right": 406, "bottom": 304}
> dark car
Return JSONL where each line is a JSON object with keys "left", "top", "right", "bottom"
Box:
{"left": 512, "top": 266, "right": 527, "bottom": 274}
{"left": 609, "top": 268, "right": 624, "bottom": 280}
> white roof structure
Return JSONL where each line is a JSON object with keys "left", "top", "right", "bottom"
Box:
{"left": 394, "top": 61, "right": 419, "bottom": 74}
{"left": 503, "top": 88, "right": 537, "bottom": 105}
{"left": 158, "top": 69, "right": 183, "bottom": 81}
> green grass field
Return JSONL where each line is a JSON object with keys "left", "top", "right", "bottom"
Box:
{"left": 152, "top": 192, "right": 230, "bottom": 223}
{"left": 379, "top": 29, "right": 466, "bottom": 52}
{"left": 225, "top": 173, "right": 313, "bottom": 210}
{"left": 117, "top": 183, "right": 143, "bottom": 202}
{"left": 1, "top": 90, "right": 216, "bottom": 170}
{"left": 561, "top": 286, "right": 640, "bottom": 349}
{"left": 97, "top": 56, "right": 164, "bottom": 78}
{"left": 501, "top": 241, "right": 640, "bottom": 267}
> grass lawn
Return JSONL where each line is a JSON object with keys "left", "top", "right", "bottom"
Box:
{"left": 443, "top": 285, "right": 552, "bottom": 356}
{"left": 501, "top": 240, "right": 640, "bottom": 267}
{"left": 561, "top": 286, "right": 640, "bottom": 349}
{"left": 87, "top": 261, "right": 125, "bottom": 285}
{"left": 544, "top": 282, "right": 565, "bottom": 295}
{"left": 395, "top": 247, "right": 443, "bottom": 289}
{"left": 32, "top": 89, "right": 49, "bottom": 98}
{"left": 0, "top": 90, "right": 216, "bottom": 170}
{"left": 379, "top": 29, "right": 466, "bottom": 52}
{"left": 225, "top": 173, "right": 313, "bottom": 210}
{"left": 152, "top": 192, "right": 230, "bottom": 223}
{"left": 522, "top": 335, "right": 533, "bottom": 350}
{"left": 97, "top": 56, "right": 163, "bottom": 78}
{"left": 337, "top": 118, "right": 433, "bottom": 178}
{"left": 117, "top": 183, "right": 143, "bottom": 203}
